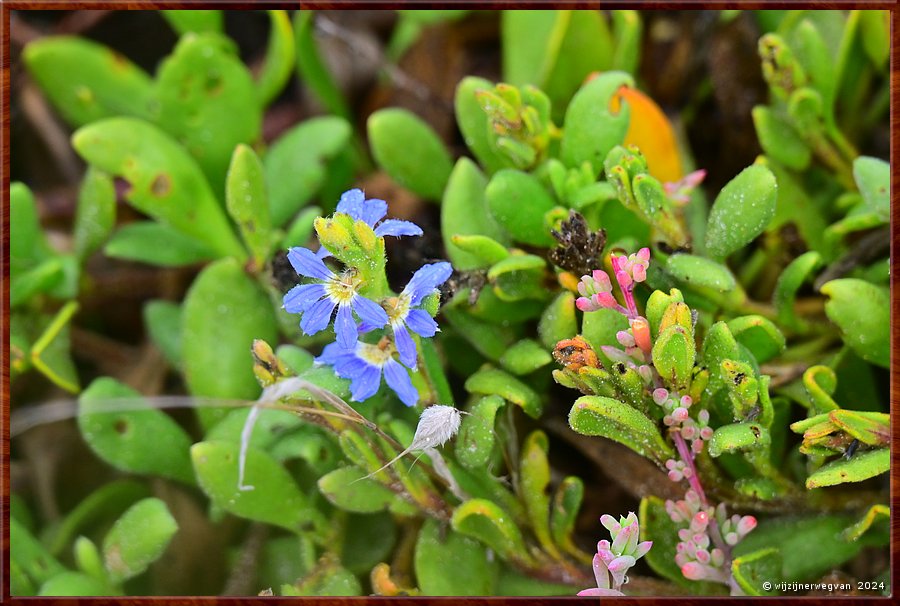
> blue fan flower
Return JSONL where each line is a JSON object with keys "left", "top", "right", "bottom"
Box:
{"left": 382, "top": 262, "right": 453, "bottom": 369}
{"left": 316, "top": 340, "right": 418, "bottom": 407}
{"left": 282, "top": 247, "right": 389, "bottom": 349}
{"left": 337, "top": 188, "right": 423, "bottom": 237}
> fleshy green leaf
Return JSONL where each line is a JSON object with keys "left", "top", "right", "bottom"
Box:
{"left": 78, "top": 377, "right": 194, "bottom": 484}
{"left": 264, "top": 117, "right": 352, "bottom": 227}
{"left": 705, "top": 165, "right": 778, "bottom": 259}
{"left": 538, "top": 291, "right": 577, "bottom": 350}
{"left": 805, "top": 448, "right": 889, "bottom": 488}
{"left": 569, "top": 395, "right": 673, "bottom": 464}
{"left": 486, "top": 169, "right": 556, "bottom": 246}
{"left": 853, "top": 156, "right": 889, "bottom": 221}
{"left": 751, "top": 106, "right": 810, "bottom": 170}
{"left": 104, "top": 222, "right": 217, "bottom": 267}
{"left": 154, "top": 33, "right": 261, "bottom": 192}
{"left": 38, "top": 572, "right": 118, "bottom": 597}
{"left": 465, "top": 367, "right": 542, "bottom": 419}
{"left": 74, "top": 167, "right": 116, "bottom": 261}
{"left": 368, "top": 108, "right": 453, "bottom": 200}
{"left": 23, "top": 36, "right": 154, "bottom": 127}
{"left": 708, "top": 422, "right": 771, "bottom": 458}
{"left": 160, "top": 10, "right": 222, "bottom": 35}
{"left": 442, "top": 158, "right": 510, "bottom": 270}
{"left": 143, "top": 300, "right": 183, "bottom": 367}
{"left": 414, "top": 518, "right": 495, "bottom": 596}
{"left": 560, "top": 71, "right": 633, "bottom": 174}
{"left": 191, "top": 440, "right": 323, "bottom": 533}
{"left": 451, "top": 499, "right": 534, "bottom": 566}
{"left": 10, "top": 182, "right": 53, "bottom": 276}
{"left": 181, "top": 259, "right": 279, "bottom": 428}
{"left": 772, "top": 251, "right": 821, "bottom": 331}
{"left": 256, "top": 10, "right": 295, "bottom": 106}
{"left": 317, "top": 466, "right": 404, "bottom": 514}
{"left": 499, "top": 339, "right": 552, "bottom": 375}
{"left": 455, "top": 395, "right": 504, "bottom": 470}
{"left": 11, "top": 518, "right": 66, "bottom": 587}
{"left": 72, "top": 117, "right": 245, "bottom": 259}
{"left": 226, "top": 144, "right": 271, "bottom": 268}
{"left": 450, "top": 235, "right": 509, "bottom": 268}
{"left": 294, "top": 11, "right": 351, "bottom": 120}
{"left": 30, "top": 301, "right": 80, "bottom": 393}
{"left": 726, "top": 315, "right": 785, "bottom": 364}
{"left": 550, "top": 477, "right": 588, "bottom": 560}
{"left": 519, "top": 430, "right": 559, "bottom": 557}
{"left": 454, "top": 76, "right": 511, "bottom": 173}
{"left": 665, "top": 253, "right": 737, "bottom": 292}
{"left": 731, "top": 548, "right": 782, "bottom": 596}
{"left": 820, "top": 278, "right": 889, "bottom": 368}
{"left": 102, "top": 498, "right": 178, "bottom": 584}
{"left": 842, "top": 504, "right": 890, "bottom": 542}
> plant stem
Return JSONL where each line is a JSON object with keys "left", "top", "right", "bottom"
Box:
{"left": 671, "top": 429, "right": 707, "bottom": 506}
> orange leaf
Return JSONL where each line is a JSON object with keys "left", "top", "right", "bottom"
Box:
{"left": 611, "top": 86, "right": 683, "bottom": 183}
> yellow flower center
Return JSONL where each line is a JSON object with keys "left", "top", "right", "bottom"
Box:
{"left": 358, "top": 339, "right": 394, "bottom": 367}
{"left": 384, "top": 295, "right": 411, "bottom": 325}
{"left": 324, "top": 270, "right": 361, "bottom": 304}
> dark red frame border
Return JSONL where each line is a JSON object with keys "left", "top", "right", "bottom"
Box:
{"left": 0, "top": 2, "right": 896, "bottom": 604}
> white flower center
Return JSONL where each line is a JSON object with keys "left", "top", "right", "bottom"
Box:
{"left": 357, "top": 342, "right": 393, "bottom": 367}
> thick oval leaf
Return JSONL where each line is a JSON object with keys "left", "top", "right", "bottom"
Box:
{"left": 11, "top": 518, "right": 66, "bottom": 587}
{"left": 450, "top": 234, "right": 509, "bottom": 268}
{"left": 154, "top": 33, "right": 261, "bottom": 191}
{"left": 317, "top": 466, "right": 402, "bottom": 514}
{"left": 853, "top": 156, "right": 889, "bottom": 220}
{"left": 519, "top": 430, "right": 558, "bottom": 557}
{"left": 451, "top": 499, "right": 533, "bottom": 565}
{"left": 665, "top": 253, "right": 737, "bottom": 292}
{"left": 731, "top": 547, "right": 782, "bottom": 596}
{"left": 23, "top": 36, "right": 154, "bottom": 127}
{"left": 160, "top": 10, "right": 222, "bottom": 34}
{"left": 104, "top": 222, "right": 217, "bottom": 267}
{"left": 78, "top": 377, "right": 194, "bottom": 484}
{"left": 486, "top": 169, "right": 556, "bottom": 246}
{"left": 726, "top": 315, "right": 785, "bottom": 364}
{"left": 264, "top": 116, "right": 352, "bottom": 227}
{"left": 455, "top": 395, "right": 504, "bottom": 470}
{"left": 455, "top": 76, "right": 511, "bottom": 173}
{"left": 569, "top": 395, "right": 673, "bottom": 463}
{"left": 181, "top": 259, "right": 279, "bottom": 427}
{"left": 772, "top": 251, "right": 821, "bottom": 330}
{"left": 560, "top": 71, "right": 633, "bottom": 174}
{"left": 226, "top": 144, "right": 271, "bottom": 268}
{"left": 805, "top": 448, "right": 889, "bottom": 488}
{"left": 74, "top": 167, "right": 116, "bottom": 261}
{"left": 256, "top": 10, "right": 295, "bottom": 107}
{"left": 708, "top": 422, "right": 771, "bottom": 458}
{"left": 10, "top": 182, "right": 52, "bottom": 275}
{"left": 38, "top": 572, "right": 118, "bottom": 597}
{"left": 500, "top": 339, "right": 552, "bottom": 376}
{"left": 705, "top": 165, "right": 778, "bottom": 259}
{"left": 143, "top": 300, "right": 182, "bottom": 367}
{"left": 752, "top": 106, "right": 810, "bottom": 171}
{"left": 442, "top": 158, "right": 510, "bottom": 270}
{"left": 550, "top": 477, "right": 588, "bottom": 561}
{"left": 72, "top": 118, "right": 244, "bottom": 259}
{"left": 465, "top": 367, "right": 542, "bottom": 419}
{"left": 191, "top": 440, "right": 322, "bottom": 532}
{"left": 415, "top": 518, "right": 494, "bottom": 596}
{"left": 820, "top": 278, "right": 889, "bottom": 368}
{"left": 102, "top": 498, "right": 178, "bottom": 584}
{"left": 368, "top": 108, "right": 453, "bottom": 200}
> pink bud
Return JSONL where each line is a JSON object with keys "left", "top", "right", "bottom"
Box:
{"left": 695, "top": 548, "right": 711, "bottom": 564}
{"left": 680, "top": 395, "right": 693, "bottom": 408}
{"left": 595, "top": 292, "right": 619, "bottom": 309}
{"left": 632, "top": 263, "right": 647, "bottom": 282}
{"left": 663, "top": 415, "right": 674, "bottom": 426}
{"left": 673, "top": 407, "right": 690, "bottom": 422}
{"left": 637, "top": 247, "right": 651, "bottom": 262}
{"left": 691, "top": 438, "right": 704, "bottom": 454}
{"left": 691, "top": 511, "right": 708, "bottom": 531}
{"left": 725, "top": 532, "right": 739, "bottom": 546}
{"left": 653, "top": 388, "right": 669, "bottom": 405}
{"left": 665, "top": 459, "right": 677, "bottom": 470}
{"left": 681, "top": 425, "right": 697, "bottom": 440}
{"left": 616, "top": 330, "right": 636, "bottom": 347}
{"left": 630, "top": 317, "right": 652, "bottom": 353}
{"left": 698, "top": 409, "right": 710, "bottom": 424}
{"left": 616, "top": 269, "right": 632, "bottom": 289}
{"left": 576, "top": 297, "right": 594, "bottom": 312}
{"left": 737, "top": 516, "right": 757, "bottom": 535}
{"left": 681, "top": 562, "right": 706, "bottom": 581}
{"left": 700, "top": 427, "right": 714, "bottom": 440}
{"left": 592, "top": 270, "right": 612, "bottom": 291}
{"left": 711, "top": 548, "right": 725, "bottom": 568}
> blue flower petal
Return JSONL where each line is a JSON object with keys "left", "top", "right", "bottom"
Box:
{"left": 358, "top": 198, "right": 388, "bottom": 227}
{"left": 283, "top": 283, "right": 326, "bottom": 313}
{"left": 336, "top": 189, "right": 366, "bottom": 217}
{"left": 405, "top": 308, "right": 439, "bottom": 338}
{"left": 334, "top": 303, "right": 358, "bottom": 350}
{"left": 353, "top": 294, "right": 389, "bottom": 327}
{"left": 383, "top": 359, "right": 418, "bottom": 406}
{"left": 375, "top": 219, "right": 423, "bottom": 238}
{"left": 316, "top": 341, "right": 355, "bottom": 367}
{"left": 315, "top": 246, "right": 331, "bottom": 260}
{"left": 392, "top": 323, "right": 418, "bottom": 369}
{"left": 300, "top": 297, "right": 336, "bottom": 335}
{"left": 287, "top": 247, "right": 333, "bottom": 281}
{"left": 404, "top": 262, "right": 453, "bottom": 306}
{"left": 350, "top": 365, "right": 382, "bottom": 402}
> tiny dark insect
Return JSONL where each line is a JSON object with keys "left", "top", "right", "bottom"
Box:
{"left": 745, "top": 405, "right": 761, "bottom": 421}
{"left": 734, "top": 372, "right": 746, "bottom": 385}
{"left": 844, "top": 438, "right": 860, "bottom": 460}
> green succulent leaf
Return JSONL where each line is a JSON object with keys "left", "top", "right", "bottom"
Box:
{"left": 705, "top": 165, "right": 778, "bottom": 259}
{"left": 726, "top": 315, "right": 786, "bottom": 364}
{"left": 317, "top": 466, "right": 405, "bottom": 514}
{"left": 451, "top": 499, "right": 533, "bottom": 566}
{"left": 772, "top": 251, "right": 822, "bottom": 331}
{"left": 74, "top": 167, "right": 116, "bottom": 262}
{"left": 805, "top": 448, "right": 889, "bottom": 489}
{"left": 38, "top": 572, "right": 119, "bottom": 597}
{"left": 465, "top": 367, "right": 542, "bottom": 419}
{"left": 368, "top": 108, "right": 454, "bottom": 200}
{"left": 852, "top": 156, "right": 889, "bottom": 221}
{"left": 455, "top": 395, "right": 504, "bottom": 470}
{"left": 708, "top": 422, "right": 771, "bottom": 458}
{"left": 154, "top": 33, "right": 261, "bottom": 191}
{"left": 294, "top": 11, "right": 351, "bottom": 120}
{"left": 519, "top": 430, "right": 559, "bottom": 557}
{"left": 226, "top": 144, "right": 271, "bottom": 268}
{"left": 181, "top": 259, "right": 279, "bottom": 429}
{"left": 549, "top": 477, "right": 588, "bottom": 561}
{"left": 568, "top": 395, "right": 673, "bottom": 464}
{"left": 11, "top": 518, "right": 66, "bottom": 588}
{"left": 538, "top": 292, "right": 577, "bottom": 350}
{"left": 560, "top": 71, "right": 633, "bottom": 174}
{"left": 842, "top": 504, "right": 890, "bottom": 542}
{"left": 485, "top": 169, "right": 556, "bottom": 246}
{"left": 104, "top": 222, "right": 217, "bottom": 267}
{"left": 78, "top": 377, "right": 195, "bottom": 484}
{"left": 665, "top": 253, "right": 738, "bottom": 292}
{"left": 443, "top": 158, "right": 511, "bottom": 270}
{"left": 264, "top": 117, "right": 352, "bottom": 227}
{"left": 160, "top": 10, "right": 222, "bottom": 35}
{"left": 751, "top": 106, "right": 811, "bottom": 170}
{"left": 102, "top": 498, "right": 178, "bottom": 584}
{"left": 192, "top": 440, "right": 323, "bottom": 533}
{"left": 143, "top": 300, "right": 182, "bottom": 367}
{"left": 72, "top": 117, "right": 245, "bottom": 259}
{"left": 256, "top": 10, "right": 295, "bottom": 106}
{"left": 820, "top": 278, "right": 889, "bottom": 368}
{"left": 500, "top": 339, "right": 552, "bottom": 375}
{"left": 455, "top": 76, "right": 512, "bottom": 173}
{"left": 731, "top": 547, "right": 782, "bottom": 596}
{"left": 23, "top": 36, "right": 154, "bottom": 127}
{"left": 450, "top": 235, "right": 509, "bottom": 268}
{"left": 414, "top": 518, "right": 495, "bottom": 596}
